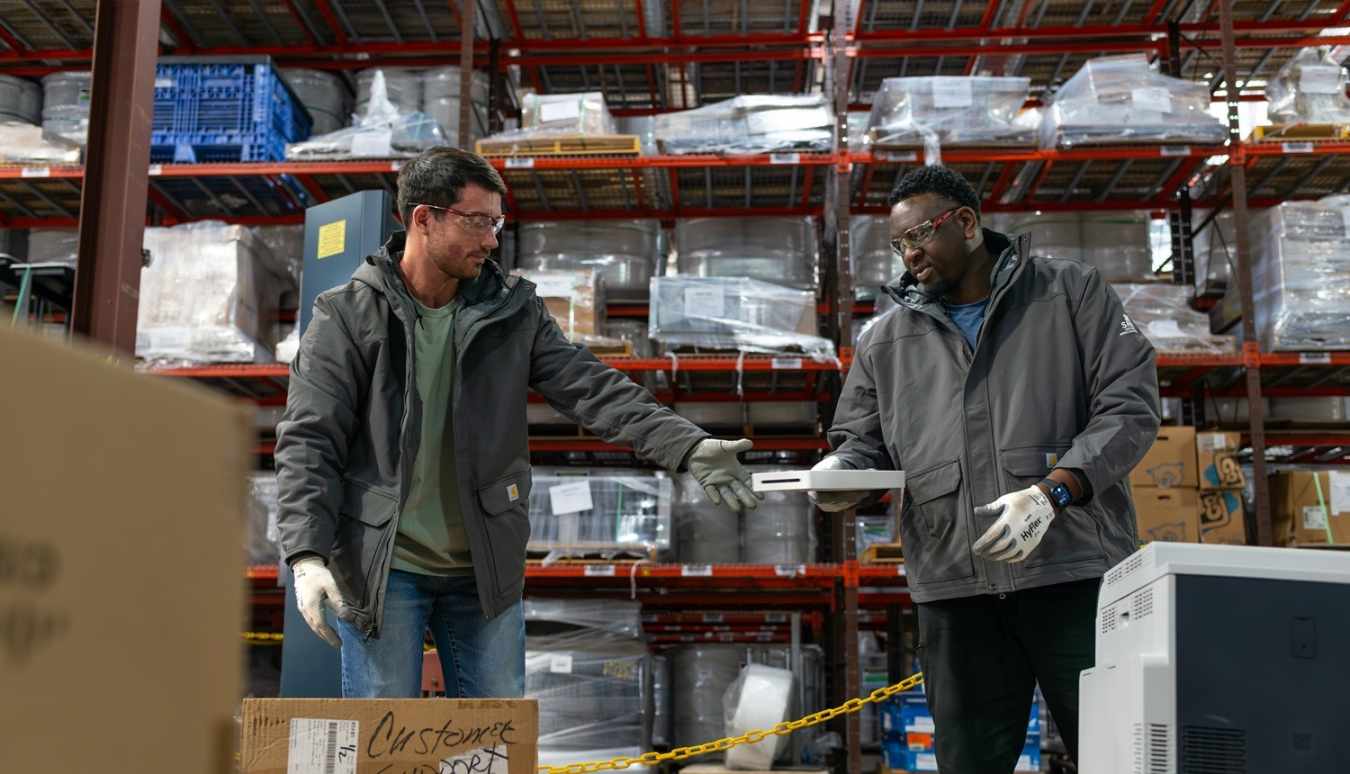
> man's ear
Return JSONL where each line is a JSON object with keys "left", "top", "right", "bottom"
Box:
{"left": 962, "top": 207, "right": 981, "bottom": 240}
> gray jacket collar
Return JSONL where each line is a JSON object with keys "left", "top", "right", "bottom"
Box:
{"left": 885, "top": 227, "right": 1030, "bottom": 313}
{"left": 354, "top": 230, "right": 517, "bottom": 315}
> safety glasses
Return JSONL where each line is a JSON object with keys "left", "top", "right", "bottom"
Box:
{"left": 417, "top": 203, "right": 506, "bottom": 235}
{"left": 890, "top": 207, "right": 961, "bottom": 255}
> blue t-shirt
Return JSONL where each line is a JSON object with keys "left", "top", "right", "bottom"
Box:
{"left": 942, "top": 296, "right": 990, "bottom": 349}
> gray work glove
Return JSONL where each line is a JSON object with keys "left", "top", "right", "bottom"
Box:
{"left": 688, "top": 438, "right": 763, "bottom": 514}
{"left": 293, "top": 557, "right": 350, "bottom": 648}
{"left": 806, "top": 455, "right": 868, "bottom": 513}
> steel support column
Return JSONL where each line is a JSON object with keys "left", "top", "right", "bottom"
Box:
{"left": 72, "top": 0, "right": 161, "bottom": 355}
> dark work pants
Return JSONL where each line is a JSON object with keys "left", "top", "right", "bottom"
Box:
{"left": 915, "top": 578, "right": 1100, "bottom": 774}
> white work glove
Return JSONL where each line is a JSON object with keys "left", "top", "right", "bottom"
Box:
{"left": 292, "top": 557, "right": 348, "bottom": 648}
{"left": 971, "top": 485, "right": 1057, "bottom": 563}
{"left": 807, "top": 456, "right": 868, "bottom": 513}
{"left": 688, "top": 438, "right": 763, "bottom": 514}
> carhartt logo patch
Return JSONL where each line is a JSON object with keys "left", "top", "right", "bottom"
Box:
{"left": 507, "top": 484, "right": 520, "bottom": 502}
{"left": 1119, "top": 314, "right": 1138, "bottom": 336}
{"left": 1045, "top": 452, "right": 1059, "bottom": 468}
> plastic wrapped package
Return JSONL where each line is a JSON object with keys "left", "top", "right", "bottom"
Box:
{"left": 422, "top": 66, "right": 490, "bottom": 144}
{"left": 1250, "top": 200, "right": 1350, "bottom": 350}
{"left": 280, "top": 68, "right": 349, "bottom": 136}
{"left": 137, "top": 221, "right": 284, "bottom": 364}
{"left": 656, "top": 94, "right": 834, "bottom": 155}
{"left": 527, "top": 468, "right": 673, "bottom": 558}
{"left": 355, "top": 67, "right": 423, "bottom": 119}
{"left": 673, "top": 472, "right": 740, "bottom": 564}
{"left": 851, "top": 215, "right": 904, "bottom": 291}
{"left": 1265, "top": 46, "right": 1350, "bottom": 125}
{"left": 994, "top": 211, "right": 1155, "bottom": 282}
{"left": 528, "top": 641, "right": 654, "bottom": 767}
{"left": 482, "top": 91, "right": 616, "bottom": 149}
{"left": 286, "top": 69, "right": 446, "bottom": 160}
{"left": 275, "top": 328, "right": 299, "bottom": 364}
{"left": 653, "top": 654, "right": 672, "bottom": 747}
{"left": 1113, "top": 283, "right": 1237, "bottom": 353}
{"left": 40, "top": 71, "right": 90, "bottom": 145}
{"left": 606, "top": 319, "right": 654, "bottom": 357}
{"left": 673, "top": 645, "right": 744, "bottom": 755}
{"left": 848, "top": 111, "right": 871, "bottom": 153}
{"left": 524, "top": 598, "right": 645, "bottom": 645}
{"left": 25, "top": 228, "right": 78, "bottom": 266}
{"left": 675, "top": 217, "right": 817, "bottom": 288}
{"left": 517, "top": 220, "right": 659, "bottom": 301}
{"left": 617, "top": 114, "right": 658, "bottom": 155}
{"left": 512, "top": 268, "right": 629, "bottom": 352}
{"left": 0, "top": 75, "right": 41, "bottom": 124}
{"left": 650, "top": 277, "right": 834, "bottom": 359}
{"left": 724, "top": 664, "right": 794, "bottom": 770}
{"left": 741, "top": 465, "right": 816, "bottom": 565}
{"left": 246, "top": 472, "right": 281, "bottom": 566}
{"left": 1041, "top": 54, "right": 1226, "bottom": 148}
{"left": 867, "top": 77, "right": 1034, "bottom": 151}
{"left": 0, "top": 121, "right": 81, "bottom": 164}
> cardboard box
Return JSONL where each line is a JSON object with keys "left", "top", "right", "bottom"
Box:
{"left": 1129, "top": 426, "right": 1198, "bottom": 489}
{"left": 1271, "top": 471, "right": 1350, "bottom": 545}
{"left": 1198, "top": 489, "right": 1247, "bottom": 545}
{"left": 241, "top": 698, "right": 539, "bottom": 774}
{"left": 1134, "top": 487, "right": 1201, "bottom": 543}
{"left": 1, "top": 326, "right": 252, "bottom": 773}
{"left": 1196, "top": 431, "right": 1246, "bottom": 490}
{"left": 513, "top": 268, "right": 606, "bottom": 339}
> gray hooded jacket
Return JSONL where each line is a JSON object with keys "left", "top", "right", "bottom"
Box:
{"left": 829, "top": 229, "right": 1160, "bottom": 602}
{"left": 275, "top": 232, "right": 709, "bottom": 638}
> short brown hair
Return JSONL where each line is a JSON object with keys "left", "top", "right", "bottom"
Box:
{"left": 396, "top": 146, "right": 507, "bottom": 226}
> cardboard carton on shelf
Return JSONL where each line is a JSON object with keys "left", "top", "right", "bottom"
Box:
{"left": 1134, "top": 487, "right": 1201, "bottom": 544}
{"left": 1196, "top": 431, "right": 1246, "bottom": 491}
{"left": 1270, "top": 470, "right": 1350, "bottom": 546}
{"left": 1, "top": 325, "right": 252, "bottom": 773}
{"left": 1198, "top": 489, "right": 1248, "bottom": 545}
{"left": 1129, "top": 426, "right": 1198, "bottom": 489}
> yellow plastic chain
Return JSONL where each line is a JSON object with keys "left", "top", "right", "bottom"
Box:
{"left": 537, "top": 672, "right": 926, "bottom": 774}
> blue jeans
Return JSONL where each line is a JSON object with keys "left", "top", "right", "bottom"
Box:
{"left": 336, "top": 570, "right": 525, "bottom": 699}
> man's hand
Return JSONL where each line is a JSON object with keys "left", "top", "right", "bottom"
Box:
{"left": 971, "top": 486, "right": 1057, "bottom": 563}
{"left": 689, "top": 438, "right": 764, "bottom": 514}
{"left": 807, "top": 456, "right": 868, "bottom": 513}
{"left": 293, "top": 557, "right": 349, "bottom": 647}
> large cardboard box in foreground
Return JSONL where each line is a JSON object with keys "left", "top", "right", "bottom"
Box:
{"left": 0, "top": 326, "right": 252, "bottom": 773}
{"left": 1133, "top": 487, "right": 1201, "bottom": 544}
{"left": 241, "top": 698, "right": 539, "bottom": 774}
{"left": 1129, "top": 426, "right": 1198, "bottom": 489}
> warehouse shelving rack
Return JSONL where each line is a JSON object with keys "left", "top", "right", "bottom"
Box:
{"left": 8, "top": 2, "right": 1350, "bottom": 772}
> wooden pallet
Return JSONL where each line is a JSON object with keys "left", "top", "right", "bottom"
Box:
{"left": 862, "top": 542, "right": 903, "bottom": 563}
{"left": 476, "top": 134, "right": 642, "bottom": 157}
{"left": 1249, "top": 123, "right": 1350, "bottom": 142}
{"left": 584, "top": 338, "right": 634, "bottom": 357}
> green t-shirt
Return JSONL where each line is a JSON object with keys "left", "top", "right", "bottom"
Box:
{"left": 391, "top": 297, "right": 474, "bottom": 576}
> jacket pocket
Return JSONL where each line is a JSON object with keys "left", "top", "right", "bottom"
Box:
{"left": 1000, "top": 448, "right": 1105, "bottom": 569}
{"left": 332, "top": 479, "right": 399, "bottom": 615}
{"left": 474, "top": 467, "right": 533, "bottom": 601}
{"left": 901, "top": 459, "right": 975, "bottom": 584}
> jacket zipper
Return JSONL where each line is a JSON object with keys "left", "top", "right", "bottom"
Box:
{"left": 977, "top": 246, "right": 1025, "bottom": 593}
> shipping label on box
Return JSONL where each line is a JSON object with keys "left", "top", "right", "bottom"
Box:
{"left": 1198, "top": 490, "right": 1247, "bottom": 545}
{"left": 1275, "top": 471, "right": 1350, "bottom": 545}
{"left": 241, "top": 699, "right": 539, "bottom": 774}
{"left": 1129, "top": 426, "right": 1198, "bottom": 489}
{"left": 1196, "top": 432, "right": 1246, "bottom": 490}
{"left": 1134, "top": 487, "right": 1201, "bottom": 544}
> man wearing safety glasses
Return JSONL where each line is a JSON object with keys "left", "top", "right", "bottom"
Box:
{"left": 275, "top": 146, "right": 762, "bottom": 699}
{"left": 813, "top": 166, "right": 1160, "bottom": 772}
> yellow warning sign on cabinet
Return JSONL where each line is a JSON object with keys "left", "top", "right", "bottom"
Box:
{"left": 317, "top": 220, "right": 346, "bottom": 259}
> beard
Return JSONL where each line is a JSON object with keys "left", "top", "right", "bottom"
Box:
{"left": 922, "top": 274, "right": 952, "bottom": 299}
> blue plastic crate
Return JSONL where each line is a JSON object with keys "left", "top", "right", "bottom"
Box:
{"left": 151, "top": 60, "right": 311, "bottom": 163}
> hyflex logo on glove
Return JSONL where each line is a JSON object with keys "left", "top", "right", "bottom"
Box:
{"left": 971, "top": 486, "right": 1057, "bottom": 563}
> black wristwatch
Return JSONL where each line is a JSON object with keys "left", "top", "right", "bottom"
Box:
{"left": 1040, "top": 478, "right": 1073, "bottom": 510}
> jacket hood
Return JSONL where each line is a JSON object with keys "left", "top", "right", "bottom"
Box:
{"left": 884, "top": 228, "right": 1030, "bottom": 310}
{"left": 354, "top": 229, "right": 518, "bottom": 310}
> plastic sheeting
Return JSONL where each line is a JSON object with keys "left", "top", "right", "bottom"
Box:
{"left": 650, "top": 277, "right": 835, "bottom": 359}
{"left": 724, "top": 664, "right": 794, "bottom": 770}
{"left": 286, "top": 69, "right": 446, "bottom": 160}
{"left": 528, "top": 641, "right": 654, "bottom": 764}
{"left": 675, "top": 217, "right": 817, "bottom": 289}
{"left": 1041, "top": 54, "right": 1226, "bottom": 148}
{"left": 656, "top": 94, "right": 834, "bottom": 155}
{"left": 280, "top": 68, "right": 349, "bottom": 137}
{"left": 40, "top": 71, "right": 90, "bottom": 145}
{"left": 673, "top": 471, "right": 740, "bottom": 564}
{"left": 0, "top": 121, "right": 81, "bottom": 164}
{"left": 137, "top": 221, "right": 284, "bottom": 364}
{"left": 246, "top": 472, "right": 281, "bottom": 566}
{"left": 0, "top": 75, "right": 40, "bottom": 125}
{"left": 867, "top": 77, "right": 1034, "bottom": 158}
{"left": 1266, "top": 46, "right": 1350, "bottom": 125}
{"left": 517, "top": 220, "right": 659, "bottom": 301}
{"left": 422, "top": 66, "right": 490, "bottom": 144}
{"left": 1190, "top": 209, "right": 1236, "bottom": 296}
{"left": 355, "top": 67, "right": 422, "bottom": 118}
{"left": 851, "top": 215, "right": 905, "bottom": 291}
{"left": 25, "top": 228, "right": 78, "bottom": 267}
{"left": 672, "top": 645, "right": 743, "bottom": 757}
{"left": 527, "top": 468, "right": 673, "bottom": 559}
{"left": 993, "top": 211, "right": 1156, "bottom": 283}
{"left": 1113, "top": 282, "right": 1237, "bottom": 353}
{"left": 524, "top": 599, "right": 645, "bottom": 645}
{"left": 741, "top": 465, "right": 817, "bottom": 565}
{"left": 1250, "top": 199, "right": 1350, "bottom": 350}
